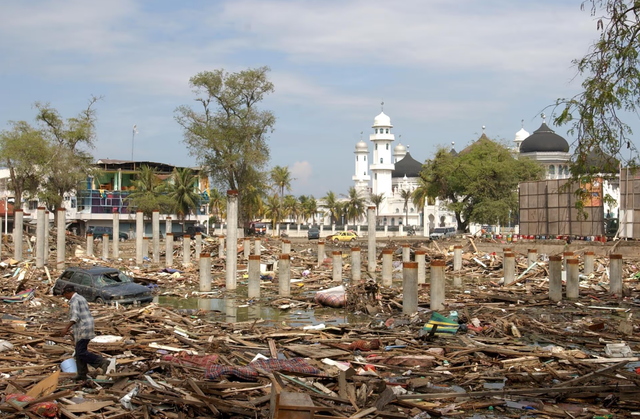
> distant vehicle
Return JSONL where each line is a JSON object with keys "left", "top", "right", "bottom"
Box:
{"left": 604, "top": 217, "right": 619, "bottom": 238}
{"left": 172, "top": 225, "right": 208, "bottom": 240}
{"left": 407, "top": 225, "right": 417, "bottom": 236}
{"left": 52, "top": 267, "right": 153, "bottom": 305}
{"left": 308, "top": 227, "right": 320, "bottom": 240}
{"left": 87, "top": 226, "right": 129, "bottom": 242}
{"left": 430, "top": 226, "right": 456, "bottom": 240}
{"left": 327, "top": 231, "right": 358, "bottom": 243}
{"left": 248, "top": 222, "right": 267, "bottom": 236}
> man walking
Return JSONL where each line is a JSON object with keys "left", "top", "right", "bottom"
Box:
{"left": 58, "top": 285, "right": 110, "bottom": 381}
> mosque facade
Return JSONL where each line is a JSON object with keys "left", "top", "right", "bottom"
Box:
{"left": 352, "top": 110, "right": 455, "bottom": 232}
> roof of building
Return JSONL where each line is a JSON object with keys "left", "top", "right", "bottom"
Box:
{"left": 519, "top": 123, "right": 569, "bottom": 153}
{"left": 392, "top": 152, "right": 423, "bottom": 178}
{"left": 355, "top": 140, "right": 368, "bottom": 152}
{"left": 514, "top": 127, "right": 530, "bottom": 143}
{"left": 394, "top": 143, "right": 407, "bottom": 154}
{"left": 459, "top": 133, "right": 491, "bottom": 155}
{"left": 95, "top": 159, "right": 200, "bottom": 173}
{"left": 372, "top": 111, "right": 392, "bottom": 128}
{"left": 574, "top": 147, "right": 620, "bottom": 175}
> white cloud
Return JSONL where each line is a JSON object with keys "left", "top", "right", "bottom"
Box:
{"left": 290, "top": 161, "right": 313, "bottom": 185}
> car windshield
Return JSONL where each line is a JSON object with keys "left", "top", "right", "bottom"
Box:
{"left": 96, "top": 271, "right": 133, "bottom": 286}
{"left": 433, "top": 228, "right": 446, "bottom": 233}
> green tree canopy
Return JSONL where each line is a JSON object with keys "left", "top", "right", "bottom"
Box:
{"left": 175, "top": 67, "right": 275, "bottom": 226}
{"left": 322, "top": 191, "right": 340, "bottom": 224}
{"left": 126, "top": 165, "right": 172, "bottom": 219}
{"left": 421, "top": 137, "right": 543, "bottom": 231}
{"left": 167, "top": 167, "right": 201, "bottom": 226}
{"left": 342, "top": 187, "right": 366, "bottom": 224}
{"left": 555, "top": 0, "right": 640, "bottom": 174}
{"left": 270, "top": 165, "right": 293, "bottom": 203}
{"left": 369, "top": 193, "right": 385, "bottom": 218}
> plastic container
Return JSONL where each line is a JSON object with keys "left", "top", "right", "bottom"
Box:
{"left": 61, "top": 358, "right": 77, "bottom": 373}
{"left": 0, "top": 340, "right": 14, "bottom": 352}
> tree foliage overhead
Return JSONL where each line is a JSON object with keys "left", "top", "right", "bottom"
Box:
{"left": 555, "top": 0, "right": 640, "bottom": 173}
{"left": 126, "top": 165, "right": 172, "bottom": 219}
{"left": 421, "top": 137, "right": 543, "bottom": 231}
{"left": 167, "top": 167, "right": 201, "bottom": 224}
{"left": 175, "top": 67, "right": 276, "bottom": 225}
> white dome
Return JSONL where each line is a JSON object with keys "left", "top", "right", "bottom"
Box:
{"left": 373, "top": 111, "right": 392, "bottom": 128}
{"left": 514, "top": 127, "right": 530, "bottom": 143}
{"left": 355, "top": 140, "right": 368, "bottom": 152}
{"left": 394, "top": 143, "right": 406, "bottom": 154}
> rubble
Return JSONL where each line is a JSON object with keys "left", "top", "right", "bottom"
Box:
{"left": 0, "top": 233, "right": 639, "bottom": 418}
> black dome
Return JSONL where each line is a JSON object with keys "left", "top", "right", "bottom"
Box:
{"left": 519, "top": 123, "right": 569, "bottom": 153}
{"left": 392, "top": 152, "right": 423, "bottom": 178}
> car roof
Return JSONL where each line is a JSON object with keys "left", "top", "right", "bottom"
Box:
{"left": 64, "top": 266, "right": 119, "bottom": 275}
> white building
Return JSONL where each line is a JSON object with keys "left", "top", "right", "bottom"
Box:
{"left": 352, "top": 110, "right": 455, "bottom": 232}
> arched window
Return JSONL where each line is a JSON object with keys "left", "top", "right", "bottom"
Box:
{"left": 549, "top": 165, "right": 555, "bottom": 176}
{"left": 363, "top": 171, "right": 366, "bottom": 175}
{"left": 386, "top": 129, "right": 389, "bottom": 134}
{"left": 395, "top": 208, "right": 400, "bottom": 213}
{"left": 386, "top": 144, "right": 389, "bottom": 150}
{"left": 383, "top": 217, "right": 387, "bottom": 225}
{"left": 374, "top": 173, "right": 377, "bottom": 180}
{"left": 380, "top": 158, "right": 383, "bottom": 163}
{"left": 410, "top": 208, "right": 414, "bottom": 213}
{"left": 375, "top": 129, "right": 378, "bottom": 134}
{"left": 364, "top": 156, "right": 366, "bottom": 161}
{"left": 375, "top": 144, "right": 378, "bottom": 150}
{"left": 391, "top": 218, "right": 395, "bottom": 226}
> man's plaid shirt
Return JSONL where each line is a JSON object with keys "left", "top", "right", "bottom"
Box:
{"left": 69, "top": 293, "right": 95, "bottom": 341}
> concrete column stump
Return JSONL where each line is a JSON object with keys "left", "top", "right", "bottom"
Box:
{"left": 382, "top": 249, "right": 393, "bottom": 287}
{"left": 403, "top": 262, "right": 418, "bottom": 315}
{"left": 415, "top": 250, "right": 426, "bottom": 284}
{"left": 279, "top": 254, "right": 291, "bottom": 297}
{"left": 609, "top": 254, "right": 623, "bottom": 296}
{"left": 199, "top": 253, "right": 212, "bottom": 292}
{"left": 332, "top": 251, "right": 342, "bottom": 283}
{"left": 248, "top": 255, "right": 261, "bottom": 298}
{"left": 430, "top": 260, "right": 446, "bottom": 310}
{"left": 549, "top": 255, "right": 562, "bottom": 302}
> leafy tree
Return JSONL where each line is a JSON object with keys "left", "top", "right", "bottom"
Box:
{"left": 299, "top": 195, "right": 318, "bottom": 225}
{"left": 167, "top": 167, "right": 201, "bottom": 229}
{"left": 283, "top": 194, "right": 300, "bottom": 223}
{"left": 369, "top": 193, "right": 385, "bottom": 218}
{"left": 0, "top": 121, "right": 49, "bottom": 206}
{"left": 35, "top": 97, "right": 100, "bottom": 212}
{"left": 554, "top": 0, "right": 640, "bottom": 174}
{"left": 175, "top": 67, "right": 275, "bottom": 226}
{"left": 421, "top": 137, "right": 543, "bottom": 231}
{"left": 126, "top": 165, "right": 172, "bottom": 219}
{"left": 270, "top": 165, "right": 294, "bottom": 204}
{"left": 263, "top": 194, "right": 282, "bottom": 234}
{"left": 342, "top": 187, "right": 366, "bottom": 224}
{"left": 412, "top": 177, "right": 430, "bottom": 228}
{"left": 322, "top": 191, "right": 340, "bottom": 224}
{"left": 242, "top": 181, "right": 267, "bottom": 223}
{"left": 399, "top": 189, "right": 412, "bottom": 226}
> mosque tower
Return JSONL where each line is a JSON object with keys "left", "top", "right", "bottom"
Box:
{"left": 513, "top": 119, "right": 530, "bottom": 152}
{"left": 369, "top": 104, "right": 395, "bottom": 211}
{"left": 352, "top": 133, "right": 371, "bottom": 195}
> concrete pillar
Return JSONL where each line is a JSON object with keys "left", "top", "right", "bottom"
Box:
{"left": 502, "top": 247, "right": 512, "bottom": 259}
{"left": 36, "top": 207, "right": 45, "bottom": 268}
{"left": 102, "top": 234, "right": 109, "bottom": 259}
{"left": 527, "top": 249, "right": 538, "bottom": 267}
{"left": 86, "top": 233, "right": 94, "bottom": 257}
{"left": 367, "top": 206, "right": 376, "bottom": 273}
{"left": 282, "top": 239, "right": 291, "bottom": 255}
{"left": 13, "top": 209, "right": 23, "bottom": 261}
{"left": 254, "top": 238, "right": 261, "bottom": 256}
{"left": 248, "top": 255, "right": 261, "bottom": 298}
{"left": 609, "top": 254, "right": 623, "bottom": 296}
{"left": 143, "top": 237, "right": 149, "bottom": 258}
{"left": 44, "top": 211, "right": 50, "bottom": 262}
{"left": 332, "top": 251, "right": 342, "bottom": 283}
{"left": 279, "top": 254, "right": 291, "bottom": 297}
{"left": 566, "top": 258, "right": 580, "bottom": 300}
{"left": 218, "top": 235, "right": 225, "bottom": 258}
{"left": 56, "top": 208, "right": 65, "bottom": 270}
{"left": 226, "top": 190, "right": 238, "bottom": 290}
{"left": 351, "top": 247, "right": 361, "bottom": 283}
{"left": 430, "top": 260, "right": 446, "bottom": 311}
{"left": 165, "top": 217, "right": 172, "bottom": 239}
{"left": 415, "top": 249, "right": 426, "bottom": 284}
{"left": 402, "top": 244, "right": 410, "bottom": 262}
{"left": 244, "top": 237, "right": 251, "bottom": 259}
{"left": 135, "top": 211, "right": 143, "bottom": 265}
{"left": 317, "top": 241, "right": 325, "bottom": 265}
{"left": 584, "top": 251, "right": 595, "bottom": 275}
{"left": 183, "top": 236, "right": 191, "bottom": 266}
{"left": 504, "top": 252, "right": 515, "bottom": 285}
{"left": 113, "top": 213, "right": 119, "bottom": 259}
{"left": 195, "top": 232, "right": 202, "bottom": 261}
{"left": 165, "top": 233, "right": 173, "bottom": 267}
{"left": 199, "top": 253, "right": 212, "bottom": 292}
{"left": 563, "top": 251, "right": 574, "bottom": 272}
{"left": 453, "top": 245, "right": 462, "bottom": 271}
{"left": 152, "top": 210, "right": 160, "bottom": 263}
{"left": 549, "top": 255, "right": 563, "bottom": 302}
{"left": 382, "top": 249, "right": 393, "bottom": 287}
{"left": 403, "top": 262, "right": 419, "bottom": 315}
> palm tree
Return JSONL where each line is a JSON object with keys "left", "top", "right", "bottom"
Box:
{"left": 400, "top": 189, "right": 412, "bottom": 226}
{"left": 263, "top": 194, "right": 282, "bottom": 235}
{"left": 270, "top": 166, "right": 294, "bottom": 204}
{"left": 167, "top": 168, "right": 201, "bottom": 230}
{"left": 283, "top": 194, "right": 300, "bottom": 223}
{"left": 342, "top": 187, "right": 367, "bottom": 224}
{"left": 303, "top": 195, "right": 318, "bottom": 225}
{"left": 242, "top": 184, "right": 266, "bottom": 223}
{"left": 126, "top": 165, "right": 171, "bottom": 219}
{"left": 322, "top": 191, "right": 340, "bottom": 224}
{"left": 370, "top": 193, "right": 385, "bottom": 220}
{"left": 412, "top": 177, "right": 430, "bottom": 229}
{"left": 208, "top": 188, "right": 226, "bottom": 223}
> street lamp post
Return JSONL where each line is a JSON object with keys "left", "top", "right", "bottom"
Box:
{"left": 131, "top": 125, "right": 138, "bottom": 163}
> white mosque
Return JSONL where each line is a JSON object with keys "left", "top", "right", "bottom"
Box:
{"left": 352, "top": 109, "right": 455, "bottom": 232}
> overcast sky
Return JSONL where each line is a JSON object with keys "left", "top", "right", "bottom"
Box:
{"left": 0, "top": 0, "right": 608, "bottom": 197}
